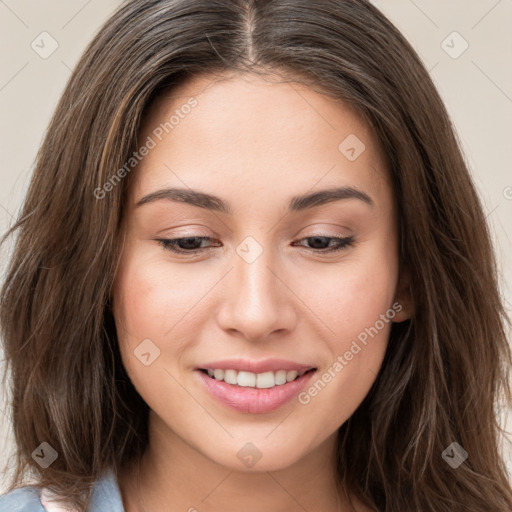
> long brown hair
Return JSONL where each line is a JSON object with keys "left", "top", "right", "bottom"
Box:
{"left": 1, "top": 0, "right": 511, "bottom": 510}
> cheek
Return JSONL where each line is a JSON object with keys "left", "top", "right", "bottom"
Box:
{"left": 307, "top": 246, "right": 398, "bottom": 341}
{"left": 113, "top": 250, "right": 202, "bottom": 340}
{"left": 112, "top": 252, "right": 194, "bottom": 401}
{"left": 112, "top": 247, "right": 221, "bottom": 393}
{"left": 295, "top": 234, "right": 399, "bottom": 419}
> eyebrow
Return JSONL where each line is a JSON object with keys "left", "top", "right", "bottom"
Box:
{"left": 135, "top": 186, "right": 374, "bottom": 213}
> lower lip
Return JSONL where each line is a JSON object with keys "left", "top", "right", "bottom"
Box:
{"left": 196, "top": 370, "right": 315, "bottom": 414}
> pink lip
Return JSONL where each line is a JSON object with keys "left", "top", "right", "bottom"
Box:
{"left": 198, "top": 358, "right": 315, "bottom": 374}
{"left": 196, "top": 368, "right": 316, "bottom": 414}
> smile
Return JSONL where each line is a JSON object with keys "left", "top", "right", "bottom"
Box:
{"left": 201, "top": 368, "right": 313, "bottom": 388}
{"left": 195, "top": 359, "right": 317, "bottom": 414}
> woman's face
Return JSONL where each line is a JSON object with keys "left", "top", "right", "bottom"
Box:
{"left": 113, "top": 71, "right": 409, "bottom": 472}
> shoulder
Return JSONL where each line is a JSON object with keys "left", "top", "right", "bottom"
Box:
{"left": 0, "top": 468, "right": 124, "bottom": 512}
{"left": 87, "top": 468, "right": 125, "bottom": 511}
{"left": 0, "top": 485, "right": 44, "bottom": 512}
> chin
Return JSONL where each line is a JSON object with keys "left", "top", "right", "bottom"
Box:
{"left": 200, "top": 436, "right": 314, "bottom": 473}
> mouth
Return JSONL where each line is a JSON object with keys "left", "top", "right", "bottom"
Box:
{"left": 198, "top": 367, "right": 316, "bottom": 389}
{"left": 195, "top": 359, "right": 317, "bottom": 414}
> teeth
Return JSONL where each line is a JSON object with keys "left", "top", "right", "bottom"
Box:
{"left": 256, "top": 371, "right": 275, "bottom": 389}
{"left": 237, "top": 371, "right": 256, "bottom": 387}
{"left": 224, "top": 369, "right": 238, "bottom": 385}
{"left": 275, "top": 370, "right": 287, "bottom": 385}
{"left": 206, "top": 368, "right": 309, "bottom": 388}
{"left": 286, "top": 370, "right": 298, "bottom": 382}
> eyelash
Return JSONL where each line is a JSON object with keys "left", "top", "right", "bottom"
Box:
{"left": 156, "top": 235, "right": 355, "bottom": 255}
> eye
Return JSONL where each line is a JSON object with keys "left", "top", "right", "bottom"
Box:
{"left": 156, "top": 235, "right": 354, "bottom": 255}
{"left": 292, "top": 235, "right": 355, "bottom": 253}
{"left": 156, "top": 236, "right": 220, "bottom": 254}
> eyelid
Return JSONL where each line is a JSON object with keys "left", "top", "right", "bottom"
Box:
{"left": 155, "top": 233, "right": 355, "bottom": 256}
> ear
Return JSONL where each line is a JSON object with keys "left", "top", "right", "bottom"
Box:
{"left": 392, "top": 267, "right": 414, "bottom": 323}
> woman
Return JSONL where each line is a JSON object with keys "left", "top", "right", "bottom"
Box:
{"left": 1, "top": 0, "right": 511, "bottom": 510}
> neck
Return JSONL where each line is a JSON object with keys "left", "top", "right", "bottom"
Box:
{"left": 119, "top": 411, "right": 363, "bottom": 512}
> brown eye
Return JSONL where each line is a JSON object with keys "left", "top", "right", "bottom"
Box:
{"left": 156, "top": 237, "right": 221, "bottom": 254}
{"left": 293, "top": 236, "right": 354, "bottom": 253}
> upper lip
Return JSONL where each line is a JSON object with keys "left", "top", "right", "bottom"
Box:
{"left": 198, "top": 358, "right": 316, "bottom": 374}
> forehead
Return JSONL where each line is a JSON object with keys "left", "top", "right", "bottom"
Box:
{"left": 131, "top": 71, "right": 390, "bottom": 207}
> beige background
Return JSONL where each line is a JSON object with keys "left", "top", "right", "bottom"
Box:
{"left": 1, "top": 0, "right": 511, "bottom": 491}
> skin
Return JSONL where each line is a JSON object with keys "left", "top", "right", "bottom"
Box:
{"left": 112, "top": 71, "right": 412, "bottom": 512}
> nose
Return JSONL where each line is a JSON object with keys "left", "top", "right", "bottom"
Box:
{"left": 215, "top": 242, "right": 299, "bottom": 342}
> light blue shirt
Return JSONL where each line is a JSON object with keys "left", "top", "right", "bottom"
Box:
{"left": 0, "top": 468, "right": 124, "bottom": 511}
